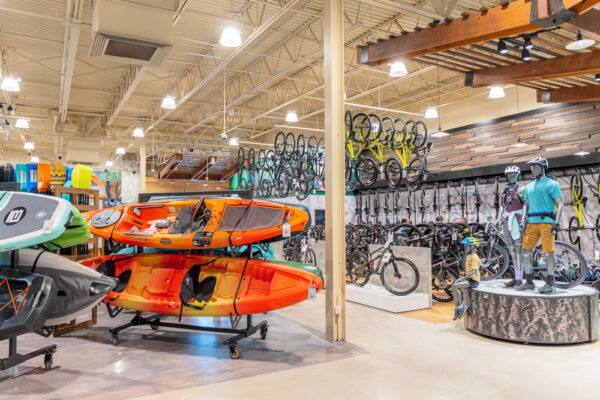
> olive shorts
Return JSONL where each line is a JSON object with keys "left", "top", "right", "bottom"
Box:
{"left": 522, "top": 223, "right": 554, "bottom": 252}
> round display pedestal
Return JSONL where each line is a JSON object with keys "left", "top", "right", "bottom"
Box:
{"left": 464, "top": 280, "right": 599, "bottom": 344}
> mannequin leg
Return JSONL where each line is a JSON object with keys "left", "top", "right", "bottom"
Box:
{"left": 513, "top": 245, "right": 524, "bottom": 288}
{"left": 539, "top": 251, "right": 556, "bottom": 294}
{"left": 452, "top": 279, "right": 470, "bottom": 320}
{"left": 517, "top": 249, "right": 535, "bottom": 291}
{"left": 505, "top": 246, "right": 518, "bottom": 287}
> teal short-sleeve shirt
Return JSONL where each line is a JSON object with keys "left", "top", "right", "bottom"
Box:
{"left": 524, "top": 176, "right": 562, "bottom": 224}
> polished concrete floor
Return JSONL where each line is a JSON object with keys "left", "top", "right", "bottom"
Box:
{"left": 2, "top": 294, "right": 600, "bottom": 399}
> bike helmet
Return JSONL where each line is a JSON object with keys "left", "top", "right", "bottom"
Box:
{"left": 460, "top": 236, "right": 479, "bottom": 247}
{"left": 504, "top": 165, "right": 520, "bottom": 176}
{"left": 526, "top": 157, "right": 549, "bottom": 170}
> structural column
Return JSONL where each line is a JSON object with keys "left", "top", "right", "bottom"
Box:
{"left": 324, "top": 0, "right": 346, "bottom": 343}
{"left": 139, "top": 141, "right": 146, "bottom": 194}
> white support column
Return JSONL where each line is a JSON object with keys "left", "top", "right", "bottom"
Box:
{"left": 139, "top": 142, "right": 147, "bottom": 194}
{"left": 324, "top": 0, "right": 346, "bottom": 343}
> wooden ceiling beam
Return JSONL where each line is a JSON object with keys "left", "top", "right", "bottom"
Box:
{"left": 356, "top": 0, "right": 600, "bottom": 65}
{"left": 158, "top": 153, "right": 183, "bottom": 179}
{"left": 461, "top": 50, "right": 600, "bottom": 87}
{"left": 561, "top": 9, "right": 600, "bottom": 42}
{"left": 537, "top": 85, "right": 600, "bottom": 103}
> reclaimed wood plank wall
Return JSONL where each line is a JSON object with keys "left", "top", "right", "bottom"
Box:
{"left": 428, "top": 102, "right": 600, "bottom": 172}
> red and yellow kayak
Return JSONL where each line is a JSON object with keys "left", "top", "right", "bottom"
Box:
{"left": 83, "top": 198, "right": 309, "bottom": 249}
{"left": 79, "top": 253, "right": 322, "bottom": 317}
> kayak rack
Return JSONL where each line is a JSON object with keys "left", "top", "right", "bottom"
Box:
{"left": 1, "top": 250, "right": 56, "bottom": 376}
{"left": 107, "top": 309, "right": 268, "bottom": 359}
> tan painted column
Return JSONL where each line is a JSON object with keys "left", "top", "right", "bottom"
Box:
{"left": 324, "top": 0, "right": 346, "bottom": 343}
{"left": 139, "top": 141, "right": 147, "bottom": 194}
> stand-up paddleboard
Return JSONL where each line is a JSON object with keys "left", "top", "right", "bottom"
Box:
{"left": 37, "top": 163, "right": 51, "bottom": 193}
{"left": 0, "top": 163, "right": 14, "bottom": 182}
{"left": 50, "top": 163, "right": 66, "bottom": 187}
{"left": 15, "top": 164, "right": 27, "bottom": 191}
{"left": 84, "top": 198, "right": 309, "bottom": 249}
{"left": 0, "top": 268, "right": 56, "bottom": 340}
{"left": 72, "top": 164, "right": 92, "bottom": 189}
{"left": 13, "top": 250, "right": 117, "bottom": 326}
{"left": 26, "top": 163, "right": 38, "bottom": 193}
{"left": 0, "top": 192, "right": 73, "bottom": 252}
{"left": 35, "top": 208, "right": 90, "bottom": 251}
{"left": 80, "top": 253, "right": 323, "bottom": 317}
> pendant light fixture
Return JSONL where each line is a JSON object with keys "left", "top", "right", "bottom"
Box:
{"left": 511, "top": 137, "right": 527, "bottom": 147}
{"left": 133, "top": 127, "right": 144, "bottom": 138}
{"left": 220, "top": 27, "right": 242, "bottom": 47}
{"left": 574, "top": 146, "right": 590, "bottom": 156}
{"left": 229, "top": 137, "right": 239, "bottom": 146}
{"left": 424, "top": 106, "right": 438, "bottom": 119}
{"left": 566, "top": 31, "right": 595, "bottom": 51}
{"left": 430, "top": 59, "right": 449, "bottom": 138}
{"left": 116, "top": 147, "right": 126, "bottom": 155}
{"left": 489, "top": 86, "right": 505, "bottom": 99}
{"left": 105, "top": 160, "right": 114, "bottom": 167}
{"left": 24, "top": 141, "right": 34, "bottom": 150}
{"left": 161, "top": 95, "right": 176, "bottom": 109}
{"left": 389, "top": 61, "right": 408, "bottom": 78}
{"left": 30, "top": 156, "right": 39, "bottom": 163}
{"left": 1, "top": 76, "right": 21, "bottom": 92}
{"left": 15, "top": 118, "right": 29, "bottom": 129}
{"left": 285, "top": 110, "right": 298, "bottom": 122}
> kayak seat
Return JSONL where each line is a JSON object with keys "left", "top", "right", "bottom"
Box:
{"left": 195, "top": 276, "right": 217, "bottom": 302}
{"left": 114, "top": 270, "right": 132, "bottom": 293}
{"left": 169, "top": 207, "right": 193, "bottom": 234}
{"left": 155, "top": 219, "right": 171, "bottom": 229}
{"left": 96, "top": 260, "right": 131, "bottom": 293}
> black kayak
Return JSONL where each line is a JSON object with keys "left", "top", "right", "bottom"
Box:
{"left": 0, "top": 268, "right": 56, "bottom": 340}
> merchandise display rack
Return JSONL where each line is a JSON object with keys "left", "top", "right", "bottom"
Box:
{"left": 108, "top": 189, "right": 267, "bottom": 359}
{"left": 1, "top": 251, "right": 56, "bottom": 374}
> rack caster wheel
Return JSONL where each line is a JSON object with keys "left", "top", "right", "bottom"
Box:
{"left": 151, "top": 321, "right": 160, "bottom": 330}
{"left": 111, "top": 335, "right": 119, "bottom": 346}
{"left": 229, "top": 344, "right": 240, "bottom": 359}
{"left": 260, "top": 325, "right": 268, "bottom": 340}
{"left": 44, "top": 353, "right": 53, "bottom": 370}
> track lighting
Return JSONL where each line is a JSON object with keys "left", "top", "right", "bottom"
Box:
{"left": 1, "top": 76, "right": 21, "bottom": 92}
{"left": 524, "top": 37, "right": 533, "bottom": 50}
{"left": 15, "top": 118, "right": 29, "bottom": 129}
{"left": 595, "top": 73, "right": 600, "bottom": 82}
{"left": 133, "top": 127, "right": 144, "bottom": 138}
{"left": 389, "top": 61, "right": 408, "bottom": 77}
{"left": 220, "top": 27, "right": 242, "bottom": 47}
{"left": 24, "top": 141, "right": 34, "bottom": 150}
{"left": 424, "top": 106, "right": 438, "bottom": 119}
{"left": 489, "top": 86, "right": 505, "bottom": 99}
{"left": 116, "top": 147, "right": 126, "bottom": 155}
{"left": 566, "top": 32, "right": 595, "bottom": 51}
{"left": 285, "top": 110, "right": 298, "bottom": 122}
{"left": 521, "top": 48, "right": 531, "bottom": 62}
{"left": 497, "top": 40, "right": 508, "bottom": 55}
{"left": 161, "top": 95, "right": 176, "bottom": 110}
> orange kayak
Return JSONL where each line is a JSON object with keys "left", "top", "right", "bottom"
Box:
{"left": 84, "top": 198, "right": 309, "bottom": 249}
{"left": 79, "top": 253, "right": 323, "bottom": 317}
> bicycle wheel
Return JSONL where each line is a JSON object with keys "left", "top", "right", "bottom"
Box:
{"left": 411, "top": 121, "right": 428, "bottom": 149}
{"left": 392, "top": 224, "right": 422, "bottom": 247}
{"left": 296, "top": 134, "right": 306, "bottom": 158}
{"left": 305, "top": 248, "right": 316, "bottom": 265}
{"left": 349, "top": 250, "right": 371, "bottom": 287}
{"left": 431, "top": 265, "right": 458, "bottom": 302}
{"left": 257, "top": 149, "right": 266, "bottom": 167}
{"left": 380, "top": 255, "right": 420, "bottom": 296}
{"left": 274, "top": 131, "right": 286, "bottom": 155}
{"left": 237, "top": 147, "right": 245, "bottom": 167}
{"left": 533, "top": 241, "right": 586, "bottom": 289}
{"left": 265, "top": 150, "right": 276, "bottom": 169}
{"left": 284, "top": 132, "right": 296, "bottom": 156}
{"left": 258, "top": 179, "right": 271, "bottom": 198}
{"left": 368, "top": 113, "right": 383, "bottom": 142}
{"left": 248, "top": 148, "right": 255, "bottom": 167}
{"left": 351, "top": 113, "right": 372, "bottom": 142}
{"left": 568, "top": 216, "right": 581, "bottom": 246}
{"left": 384, "top": 158, "right": 403, "bottom": 188}
{"left": 406, "top": 157, "right": 425, "bottom": 184}
{"left": 463, "top": 242, "right": 509, "bottom": 280}
{"left": 284, "top": 247, "right": 297, "bottom": 262}
{"left": 307, "top": 135, "right": 318, "bottom": 156}
{"left": 570, "top": 174, "right": 583, "bottom": 200}
{"left": 355, "top": 157, "right": 378, "bottom": 187}
{"left": 275, "top": 179, "right": 290, "bottom": 198}
{"left": 596, "top": 213, "right": 600, "bottom": 241}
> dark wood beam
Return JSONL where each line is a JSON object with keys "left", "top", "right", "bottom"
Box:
{"left": 537, "top": 85, "right": 600, "bottom": 103}
{"left": 356, "top": 0, "right": 600, "bottom": 65}
{"left": 158, "top": 153, "right": 183, "bottom": 179}
{"left": 561, "top": 9, "right": 600, "bottom": 42}
{"left": 461, "top": 51, "right": 600, "bottom": 87}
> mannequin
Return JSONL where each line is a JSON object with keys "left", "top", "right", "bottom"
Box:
{"left": 453, "top": 237, "right": 480, "bottom": 320}
{"left": 497, "top": 166, "right": 525, "bottom": 288}
{"left": 519, "top": 157, "right": 564, "bottom": 294}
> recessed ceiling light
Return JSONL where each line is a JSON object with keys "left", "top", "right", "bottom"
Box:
{"left": 30, "top": 156, "right": 39, "bottom": 163}
{"left": 116, "top": 147, "right": 126, "bottom": 155}
{"left": 389, "top": 61, "right": 408, "bottom": 77}
{"left": 220, "top": 27, "right": 242, "bottom": 47}
{"left": 15, "top": 118, "right": 29, "bottom": 129}
{"left": 424, "top": 106, "right": 438, "bottom": 119}
{"left": 161, "top": 95, "right": 176, "bottom": 109}
{"left": 1, "top": 76, "right": 21, "bottom": 92}
{"left": 285, "top": 110, "right": 298, "bottom": 122}
{"left": 133, "top": 127, "right": 144, "bottom": 137}
{"left": 24, "top": 141, "right": 34, "bottom": 150}
{"left": 566, "top": 32, "right": 595, "bottom": 51}
{"left": 489, "top": 86, "right": 505, "bottom": 99}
